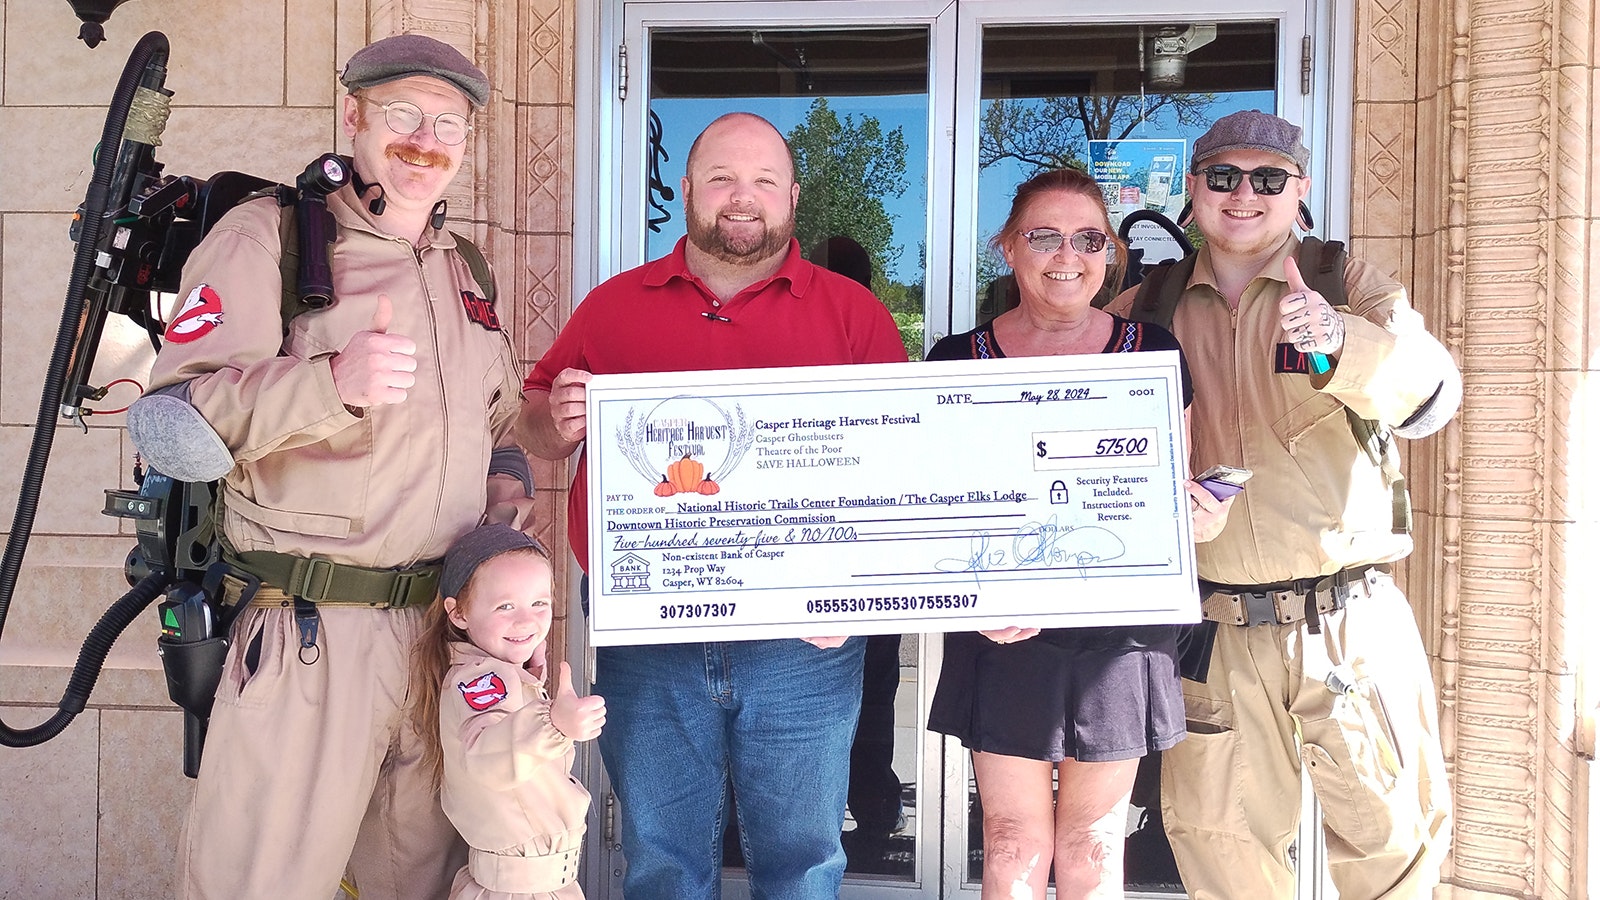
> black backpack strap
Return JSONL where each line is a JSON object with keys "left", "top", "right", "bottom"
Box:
{"left": 275, "top": 201, "right": 305, "bottom": 336}
{"left": 1128, "top": 253, "right": 1199, "bottom": 331}
{"left": 1295, "top": 236, "right": 1348, "bottom": 310}
{"left": 449, "top": 231, "right": 496, "bottom": 304}
{"left": 1304, "top": 235, "right": 1410, "bottom": 534}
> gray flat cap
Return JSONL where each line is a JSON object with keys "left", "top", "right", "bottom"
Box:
{"left": 442, "top": 524, "right": 547, "bottom": 599}
{"left": 1191, "top": 110, "right": 1310, "bottom": 173}
{"left": 341, "top": 34, "right": 489, "bottom": 108}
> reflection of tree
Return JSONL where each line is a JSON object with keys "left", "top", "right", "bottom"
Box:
{"left": 787, "top": 98, "right": 908, "bottom": 288}
{"left": 979, "top": 94, "right": 1217, "bottom": 174}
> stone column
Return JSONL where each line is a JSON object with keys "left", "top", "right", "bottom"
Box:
{"left": 1354, "top": 0, "right": 1597, "bottom": 897}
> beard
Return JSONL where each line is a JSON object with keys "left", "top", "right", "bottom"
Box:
{"left": 685, "top": 194, "right": 794, "bottom": 264}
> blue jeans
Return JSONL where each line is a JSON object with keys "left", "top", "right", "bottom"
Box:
{"left": 595, "top": 637, "right": 866, "bottom": 899}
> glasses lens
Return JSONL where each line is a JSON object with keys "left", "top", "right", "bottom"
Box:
{"left": 1023, "top": 229, "right": 1065, "bottom": 253}
{"left": 382, "top": 100, "right": 425, "bottom": 136}
{"left": 1203, "top": 165, "right": 1244, "bottom": 192}
{"left": 1248, "top": 167, "right": 1291, "bottom": 195}
{"left": 433, "top": 113, "right": 470, "bottom": 146}
{"left": 1068, "top": 230, "right": 1109, "bottom": 254}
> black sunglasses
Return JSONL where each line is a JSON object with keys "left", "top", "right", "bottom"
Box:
{"left": 1198, "top": 164, "right": 1306, "bottom": 196}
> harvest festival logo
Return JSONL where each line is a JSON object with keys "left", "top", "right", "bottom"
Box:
{"left": 615, "top": 396, "right": 757, "bottom": 496}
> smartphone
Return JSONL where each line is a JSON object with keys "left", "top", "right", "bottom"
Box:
{"left": 1195, "top": 464, "right": 1252, "bottom": 500}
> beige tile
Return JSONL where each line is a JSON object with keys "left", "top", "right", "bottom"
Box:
{"left": 515, "top": 233, "right": 569, "bottom": 363}
{"left": 99, "top": 708, "right": 190, "bottom": 900}
{"left": 1354, "top": 0, "right": 1417, "bottom": 102}
{"left": 1348, "top": 236, "right": 1411, "bottom": 287}
{"left": 522, "top": 0, "right": 574, "bottom": 106}
{"left": 0, "top": 707, "right": 99, "bottom": 897}
{"left": 159, "top": 106, "right": 336, "bottom": 189}
{"left": 6, "top": 0, "right": 285, "bottom": 106}
{"left": 0, "top": 109, "right": 104, "bottom": 212}
{"left": 0, "top": 424, "right": 126, "bottom": 536}
{"left": 287, "top": 0, "right": 341, "bottom": 107}
{"left": 2, "top": 662, "right": 171, "bottom": 708}
{"left": 1351, "top": 102, "right": 1413, "bottom": 238}
{"left": 334, "top": 0, "right": 373, "bottom": 89}
{"left": 1410, "top": 94, "right": 1446, "bottom": 236}
{"left": 1547, "top": 217, "right": 1589, "bottom": 372}
{"left": 519, "top": 104, "right": 573, "bottom": 237}
{"left": 0, "top": 560, "right": 162, "bottom": 668}
{"left": 1588, "top": 217, "right": 1600, "bottom": 363}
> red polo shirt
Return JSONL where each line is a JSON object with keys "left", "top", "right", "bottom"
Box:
{"left": 525, "top": 238, "right": 908, "bottom": 569}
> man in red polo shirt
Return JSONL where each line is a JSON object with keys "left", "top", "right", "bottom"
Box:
{"left": 519, "top": 112, "right": 906, "bottom": 898}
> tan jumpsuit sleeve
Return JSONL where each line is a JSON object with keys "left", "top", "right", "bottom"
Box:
{"left": 146, "top": 202, "right": 359, "bottom": 464}
{"left": 450, "top": 667, "right": 574, "bottom": 792}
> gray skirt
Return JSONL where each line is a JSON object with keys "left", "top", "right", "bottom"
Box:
{"left": 928, "top": 628, "right": 1187, "bottom": 763}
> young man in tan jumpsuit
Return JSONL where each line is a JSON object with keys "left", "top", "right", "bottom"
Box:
{"left": 137, "top": 35, "right": 533, "bottom": 900}
{"left": 1107, "top": 110, "right": 1455, "bottom": 899}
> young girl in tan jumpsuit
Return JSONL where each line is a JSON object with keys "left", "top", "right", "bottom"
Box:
{"left": 412, "top": 525, "right": 608, "bottom": 899}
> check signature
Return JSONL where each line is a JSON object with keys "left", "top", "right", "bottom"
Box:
{"left": 935, "top": 516, "right": 1128, "bottom": 579}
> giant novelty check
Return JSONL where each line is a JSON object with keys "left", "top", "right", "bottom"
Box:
{"left": 585, "top": 352, "right": 1199, "bottom": 646}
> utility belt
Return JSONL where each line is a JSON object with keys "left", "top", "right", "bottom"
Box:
{"left": 220, "top": 549, "right": 441, "bottom": 610}
{"left": 1199, "top": 564, "right": 1388, "bottom": 632}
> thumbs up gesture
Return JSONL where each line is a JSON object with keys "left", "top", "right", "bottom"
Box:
{"left": 549, "top": 661, "right": 606, "bottom": 742}
{"left": 330, "top": 294, "right": 419, "bottom": 408}
{"left": 1278, "top": 257, "right": 1345, "bottom": 357}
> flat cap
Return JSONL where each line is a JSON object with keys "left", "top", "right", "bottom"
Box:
{"left": 1191, "top": 110, "right": 1310, "bottom": 173}
{"left": 442, "top": 524, "right": 547, "bottom": 599}
{"left": 341, "top": 34, "right": 489, "bottom": 109}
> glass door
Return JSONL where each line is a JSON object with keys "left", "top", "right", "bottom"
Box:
{"left": 945, "top": 10, "right": 1299, "bottom": 898}
{"left": 602, "top": 2, "right": 1319, "bottom": 897}
{"left": 615, "top": 5, "right": 954, "bottom": 896}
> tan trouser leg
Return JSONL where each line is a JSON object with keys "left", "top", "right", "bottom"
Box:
{"left": 1295, "top": 577, "right": 1452, "bottom": 900}
{"left": 1162, "top": 576, "right": 1452, "bottom": 900}
{"left": 1161, "top": 619, "right": 1303, "bottom": 899}
{"left": 178, "top": 605, "right": 461, "bottom": 900}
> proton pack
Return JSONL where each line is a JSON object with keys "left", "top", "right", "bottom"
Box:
{"left": 0, "top": 31, "right": 492, "bottom": 776}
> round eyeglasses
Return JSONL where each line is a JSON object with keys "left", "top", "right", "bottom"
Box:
{"left": 1020, "top": 228, "right": 1109, "bottom": 254}
{"left": 361, "top": 97, "right": 473, "bottom": 146}
{"left": 1198, "top": 164, "right": 1307, "bottom": 196}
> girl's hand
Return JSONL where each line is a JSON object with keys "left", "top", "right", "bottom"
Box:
{"left": 549, "top": 661, "right": 606, "bottom": 741}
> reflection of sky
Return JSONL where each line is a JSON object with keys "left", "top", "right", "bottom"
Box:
{"left": 975, "top": 91, "right": 1275, "bottom": 249}
{"left": 647, "top": 95, "right": 929, "bottom": 280}
{"left": 647, "top": 90, "right": 1273, "bottom": 285}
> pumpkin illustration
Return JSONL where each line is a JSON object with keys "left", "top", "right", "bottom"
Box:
{"left": 666, "top": 454, "right": 705, "bottom": 493}
{"left": 653, "top": 477, "right": 676, "bottom": 498}
{"left": 697, "top": 479, "right": 721, "bottom": 495}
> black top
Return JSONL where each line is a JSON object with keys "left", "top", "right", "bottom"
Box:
{"left": 927, "top": 313, "right": 1192, "bottom": 650}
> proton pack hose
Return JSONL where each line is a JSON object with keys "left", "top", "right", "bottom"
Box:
{"left": 1, "top": 571, "right": 170, "bottom": 747}
{"left": 0, "top": 31, "right": 171, "bottom": 748}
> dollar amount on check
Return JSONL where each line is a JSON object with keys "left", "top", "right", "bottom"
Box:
{"left": 585, "top": 352, "right": 1199, "bottom": 645}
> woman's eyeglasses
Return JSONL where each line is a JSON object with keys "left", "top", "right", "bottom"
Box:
{"left": 1198, "top": 164, "right": 1306, "bottom": 196}
{"left": 1020, "top": 228, "right": 1109, "bottom": 254}
{"left": 361, "top": 98, "right": 473, "bottom": 146}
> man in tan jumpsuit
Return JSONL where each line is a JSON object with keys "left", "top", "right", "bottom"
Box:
{"left": 1108, "top": 110, "right": 1454, "bottom": 898}
{"left": 139, "top": 35, "right": 532, "bottom": 900}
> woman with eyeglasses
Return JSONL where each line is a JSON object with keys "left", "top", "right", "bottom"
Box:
{"left": 927, "top": 167, "right": 1232, "bottom": 899}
